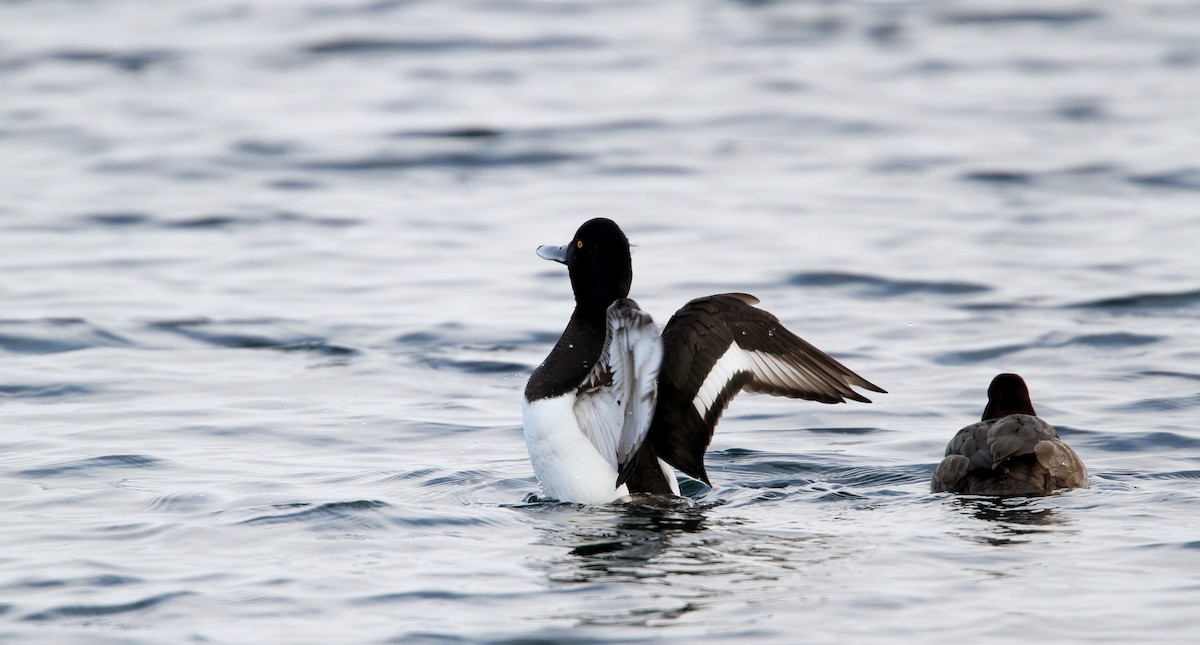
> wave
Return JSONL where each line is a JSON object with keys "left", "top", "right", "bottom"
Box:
{"left": 1090, "top": 430, "right": 1200, "bottom": 452}
{"left": 302, "top": 35, "right": 601, "bottom": 56}
{"left": 1128, "top": 169, "right": 1200, "bottom": 192}
{"left": 958, "top": 164, "right": 1200, "bottom": 194}
{"left": 297, "top": 150, "right": 583, "bottom": 172}
{"left": 938, "top": 10, "right": 1103, "bottom": 26}
{"left": 23, "top": 592, "right": 190, "bottom": 622}
{"left": 391, "top": 118, "right": 664, "bottom": 141}
{"left": 787, "top": 271, "right": 990, "bottom": 297}
{"left": 1110, "top": 394, "right": 1200, "bottom": 414}
{"left": 1071, "top": 288, "right": 1200, "bottom": 310}
{"left": 0, "top": 318, "right": 128, "bottom": 354}
{"left": 0, "top": 383, "right": 93, "bottom": 400}
{"left": 240, "top": 499, "right": 490, "bottom": 530}
{"left": 148, "top": 318, "right": 358, "bottom": 355}
{"left": 933, "top": 332, "right": 1162, "bottom": 365}
{"left": 80, "top": 210, "right": 360, "bottom": 230}
{"left": 18, "top": 454, "right": 164, "bottom": 478}
{"left": 37, "top": 48, "right": 176, "bottom": 73}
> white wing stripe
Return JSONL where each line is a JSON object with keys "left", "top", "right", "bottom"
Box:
{"left": 691, "top": 346, "right": 844, "bottom": 418}
{"left": 692, "top": 345, "right": 745, "bottom": 418}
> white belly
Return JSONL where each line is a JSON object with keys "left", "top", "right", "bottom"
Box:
{"left": 523, "top": 395, "right": 678, "bottom": 504}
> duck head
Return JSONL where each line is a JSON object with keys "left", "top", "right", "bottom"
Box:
{"left": 982, "top": 373, "right": 1037, "bottom": 420}
{"left": 537, "top": 218, "right": 633, "bottom": 316}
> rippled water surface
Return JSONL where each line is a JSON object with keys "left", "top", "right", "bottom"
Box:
{"left": 2, "top": 1, "right": 1200, "bottom": 642}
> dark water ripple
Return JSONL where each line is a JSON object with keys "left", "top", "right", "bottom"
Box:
{"left": 241, "top": 500, "right": 390, "bottom": 528}
{"left": 0, "top": 384, "right": 93, "bottom": 399}
{"left": 48, "top": 49, "right": 176, "bottom": 72}
{"left": 1128, "top": 168, "right": 1200, "bottom": 191}
{"left": 938, "top": 9, "right": 1105, "bottom": 26}
{"left": 80, "top": 212, "right": 154, "bottom": 226}
{"left": 0, "top": 319, "right": 129, "bottom": 354}
{"left": 1090, "top": 430, "right": 1200, "bottom": 452}
{"left": 386, "top": 628, "right": 618, "bottom": 645}
{"left": 962, "top": 169, "right": 1034, "bottom": 185}
{"left": 787, "top": 271, "right": 990, "bottom": 297}
{"left": 80, "top": 210, "right": 360, "bottom": 230}
{"left": 419, "top": 356, "right": 530, "bottom": 374}
{"left": 392, "top": 118, "right": 665, "bottom": 141}
{"left": 240, "top": 499, "right": 491, "bottom": 530}
{"left": 359, "top": 589, "right": 551, "bottom": 607}
{"left": 0, "top": 48, "right": 179, "bottom": 73}
{"left": 823, "top": 465, "right": 929, "bottom": 489}
{"left": 1064, "top": 332, "right": 1161, "bottom": 348}
{"left": 232, "top": 139, "right": 296, "bottom": 156}
{"left": 295, "top": 150, "right": 584, "bottom": 172}
{"left": 18, "top": 454, "right": 164, "bottom": 478}
{"left": 1139, "top": 370, "right": 1200, "bottom": 382}
{"left": 23, "top": 592, "right": 191, "bottom": 622}
{"left": 301, "top": 35, "right": 603, "bottom": 56}
{"left": 147, "top": 318, "right": 356, "bottom": 355}
{"left": 932, "top": 343, "right": 1027, "bottom": 365}
{"left": 959, "top": 164, "right": 1200, "bottom": 193}
{"left": 933, "top": 332, "right": 1162, "bottom": 365}
{"left": 802, "top": 426, "right": 886, "bottom": 436}
{"left": 1110, "top": 394, "right": 1200, "bottom": 414}
{"left": 389, "top": 112, "right": 878, "bottom": 147}
{"left": 1072, "top": 288, "right": 1200, "bottom": 310}
{"left": 702, "top": 447, "right": 925, "bottom": 497}
{"left": 148, "top": 318, "right": 298, "bottom": 349}
{"left": 278, "top": 340, "right": 360, "bottom": 357}
{"left": 1127, "top": 470, "right": 1200, "bottom": 481}
{"left": 4, "top": 574, "right": 142, "bottom": 591}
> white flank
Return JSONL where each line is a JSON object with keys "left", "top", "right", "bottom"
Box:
{"left": 523, "top": 394, "right": 630, "bottom": 504}
{"left": 523, "top": 300, "right": 677, "bottom": 504}
{"left": 524, "top": 395, "right": 679, "bottom": 503}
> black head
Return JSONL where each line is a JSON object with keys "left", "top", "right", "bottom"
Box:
{"left": 982, "top": 373, "right": 1036, "bottom": 420}
{"left": 537, "top": 218, "right": 633, "bottom": 315}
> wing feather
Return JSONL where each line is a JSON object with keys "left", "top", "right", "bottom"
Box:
{"left": 572, "top": 298, "right": 662, "bottom": 473}
{"left": 648, "top": 293, "right": 884, "bottom": 484}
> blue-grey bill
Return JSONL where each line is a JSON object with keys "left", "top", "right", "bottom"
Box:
{"left": 536, "top": 244, "right": 568, "bottom": 264}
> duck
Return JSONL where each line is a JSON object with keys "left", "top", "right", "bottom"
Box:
{"left": 931, "top": 373, "right": 1088, "bottom": 495}
{"left": 522, "top": 218, "right": 885, "bottom": 504}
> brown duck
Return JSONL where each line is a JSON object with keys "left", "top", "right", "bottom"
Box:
{"left": 932, "top": 373, "right": 1088, "bottom": 495}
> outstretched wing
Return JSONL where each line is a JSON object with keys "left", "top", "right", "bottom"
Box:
{"left": 572, "top": 298, "right": 663, "bottom": 473}
{"left": 642, "top": 293, "right": 885, "bottom": 484}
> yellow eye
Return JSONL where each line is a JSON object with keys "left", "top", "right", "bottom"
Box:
{"left": 576, "top": 240, "right": 584, "bottom": 249}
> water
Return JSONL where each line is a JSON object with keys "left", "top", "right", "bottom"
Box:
{"left": 2, "top": 0, "right": 1199, "bottom": 642}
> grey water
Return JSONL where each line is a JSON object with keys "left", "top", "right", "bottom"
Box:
{"left": 2, "top": 0, "right": 1199, "bottom": 642}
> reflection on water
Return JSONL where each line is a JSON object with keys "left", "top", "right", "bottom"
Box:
{"left": 519, "top": 500, "right": 872, "bottom": 630}
{"left": 951, "top": 496, "right": 1075, "bottom": 547}
{"left": 516, "top": 503, "right": 717, "bottom": 628}
{"left": 530, "top": 503, "right": 711, "bottom": 582}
